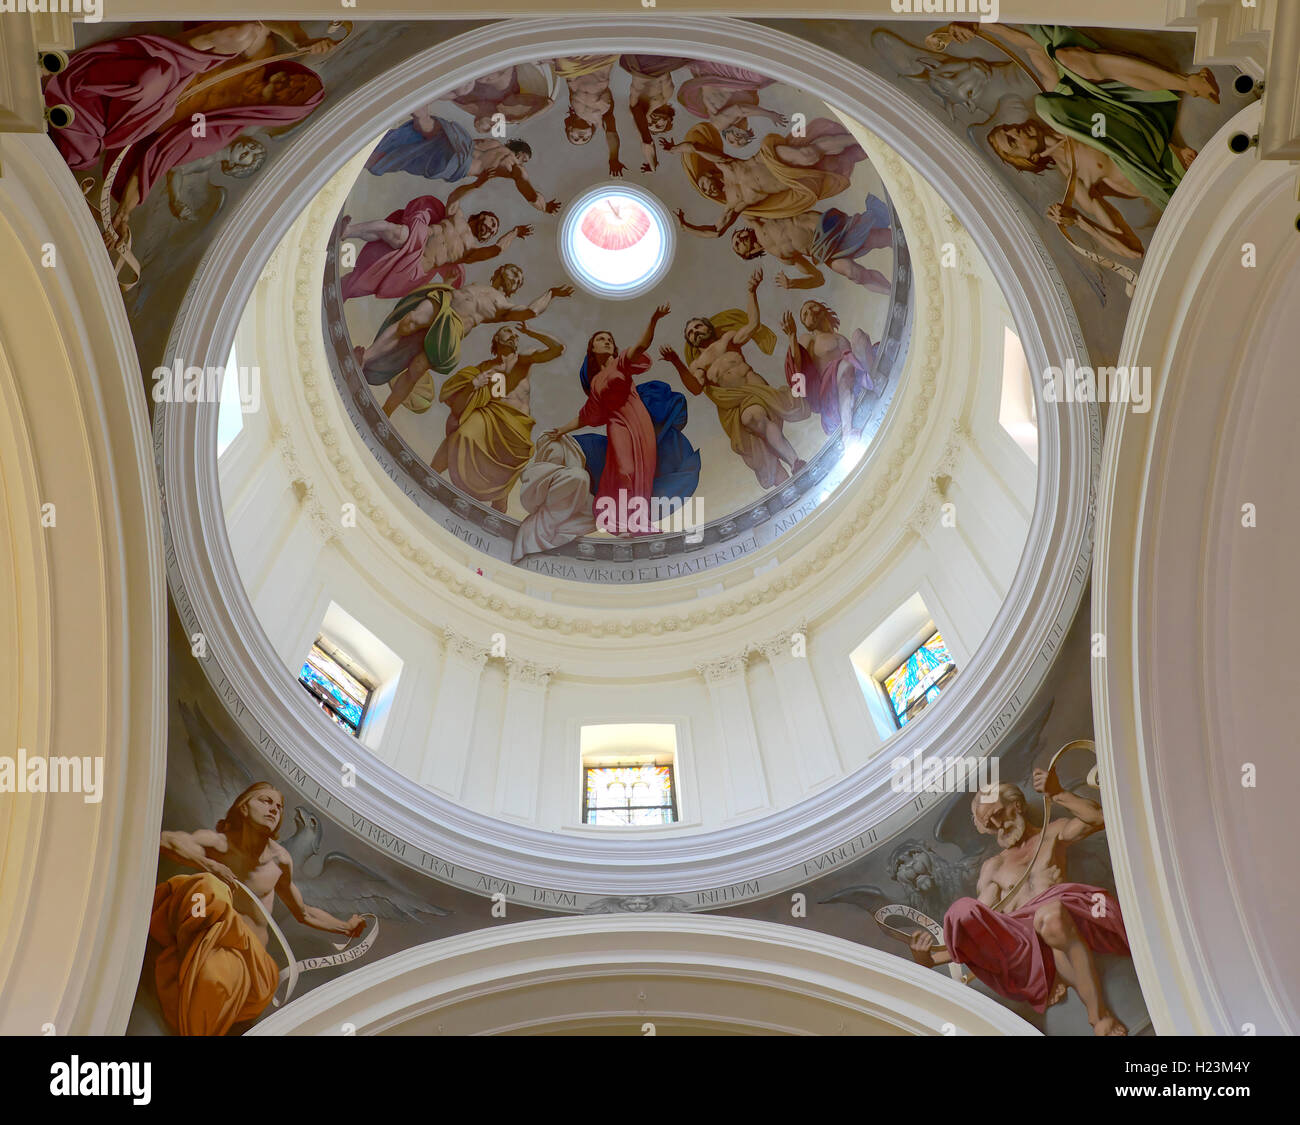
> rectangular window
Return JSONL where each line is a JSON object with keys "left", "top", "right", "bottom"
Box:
{"left": 299, "top": 638, "right": 372, "bottom": 736}
{"left": 883, "top": 630, "right": 957, "bottom": 729}
{"left": 582, "top": 763, "right": 678, "bottom": 826}
{"left": 998, "top": 325, "right": 1038, "bottom": 463}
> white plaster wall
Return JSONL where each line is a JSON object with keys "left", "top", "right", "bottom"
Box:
{"left": 213, "top": 107, "right": 1035, "bottom": 836}
{"left": 218, "top": 280, "right": 1030, "bottom": 833}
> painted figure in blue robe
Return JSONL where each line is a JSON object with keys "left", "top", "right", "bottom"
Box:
{"left": 367, "top": 107, "right": 560, "bottom": 214}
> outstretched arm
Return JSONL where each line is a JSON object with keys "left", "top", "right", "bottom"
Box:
{"left": 658, "top": 346, "right": 703, "bottom": 396}
{"left": 660, "top": 137, "right": 735, "bottom": 164}
{"left": 733, "top": 269, "right": 763, "bottom": 345}
{"left": 603, "top": 108, "right": 625, "bottom": 177}
{"left": 462, "top": 223, "right": 534, "bottom": 264}
{"left": 775, "top": 252, "right": 824, "bottom": 290}
{"left": 518, "top": 283, "right": 575, "bottom": 319}
{"left": 675, "top": 207, "right": 741, "bottom": 238}
{"left": 629, "top": 98, "right": 657, "bottom": 171}
{"left": 275, "top": 855, "right": 365, "bottom": 938}
{"left": 509, "top": 165, "right": 558, "bottom": 213}
{"left": 631, "top": 303, "right": 671, "bottom": 359}
{"left": 447, "top": 172, "right": 492, "bottom": 208}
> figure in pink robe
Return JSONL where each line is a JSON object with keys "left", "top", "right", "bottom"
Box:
{"left": 339, "top": 195, "right": 466, "bottom": 301}
{"left": 783, "top": 301, "right": 879, "bottom": 438}
{"left": 44, "top": 27, "right": 326, "bottom": 246}
{"left": 575, "top": 347, "right": 657, "bottom": 534}
{"left": 676, "top": 61, "right": 786, "bottom": 148}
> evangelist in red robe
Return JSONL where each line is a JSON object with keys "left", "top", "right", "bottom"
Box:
{"left": 943, "top": 882, "right": 1130, "bottom": 1012}
{"left": 44, "top": 33, "right": 323, "bottom": 203}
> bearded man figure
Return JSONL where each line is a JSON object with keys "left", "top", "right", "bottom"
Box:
{"left": 908, "top": 769, "right": 1131, "bottom": 1035}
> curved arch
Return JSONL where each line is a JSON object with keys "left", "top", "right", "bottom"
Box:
{"left": 157, "top": 17, "right": 1098, "bottom": 903}
{"left": 249, "top": 915, "right": 1038, "bottom": 1036}
{"left": 1094, "top": 100, "right": 1300, "bottom": 1034}
{"left": 0, "top": 135, "right": 167, "bottom": 1034}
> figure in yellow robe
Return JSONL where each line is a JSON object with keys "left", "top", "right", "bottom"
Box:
{"left": 431, "top": 324, "right": 565, "bottom": 512}
{"left": 149, "top": 872, "right": 279, "bottom": 1037}
{"left": 660, "top": 276, "right": 811, "bottom": 491}
{"left": 154, "top": 781, "right": 366, "bottom": 1036}
{"left": 673, "top": 118, "right": 865, "bottom": 223}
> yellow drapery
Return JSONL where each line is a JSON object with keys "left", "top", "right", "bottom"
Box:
{"left": 149, "top": 872, "right": 279, "bottom": 1036}
{"left": 434, "top": 365, "right": 535, "bottom": 505}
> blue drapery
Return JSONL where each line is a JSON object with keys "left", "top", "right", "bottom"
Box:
{"left": 575, "top": 358, "right": 702, "bottom": 507}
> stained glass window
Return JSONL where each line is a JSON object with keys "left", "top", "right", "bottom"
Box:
{"left": 583, "top": 764, "right": 677, "bottom": 826}
{"left": 299, "top": 640, "right": 371, "bottom": 735}
{"left": 883, "top": 631, "right": 957, "bottom": 729}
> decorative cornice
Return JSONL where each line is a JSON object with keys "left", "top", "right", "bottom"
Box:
{"left": 442, "top": 627, "right": 489, "bottom": 667}
{"left": 505, "top": 658, "right": 557, "bottom": 686}
{"left": 939, "top": 204, "right": 982, "bottom": 282}
{"left": 755, "top": 623, "right": 809, "bottom": 662}
{"left": 273, "top": 425, "right": 339, "bottom": 545}
{"left": 904, "top": 418, "right": 970, "bottom": 540}
{"left": 696, "top": 654, "right": 750, "bottom": 683}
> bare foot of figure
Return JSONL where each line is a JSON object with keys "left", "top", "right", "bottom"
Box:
{"left": 791, "top": 459, "right": 808, "bottom": 474}
{"left": 1190, "top": 67, "right": 1219, "bottom": 103}
{"left": 1092, "top": 1014, "right": 1128, "bottom": 1036}
{"left": 1046, "top": 979, "right": 1069, "bottom": 1007}
{"left": 1175, "top": 145, "right": 1198, "bottom": 168}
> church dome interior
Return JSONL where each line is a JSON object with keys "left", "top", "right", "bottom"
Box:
{"left": 3, "top": 2, "right": 1298, "bottom": 1068}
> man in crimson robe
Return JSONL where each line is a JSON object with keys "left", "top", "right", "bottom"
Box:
{"left": 44, "top": 21, "right": 336, "bottom": 250}
{"left": 908, "top": 771, "right": 1131, "bottom": 1035}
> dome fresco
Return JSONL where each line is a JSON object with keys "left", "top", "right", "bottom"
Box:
{"left": 326, "top": 55, "right": 910, "bottom": 583}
